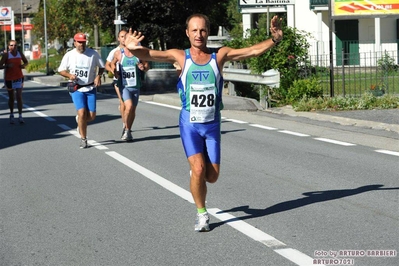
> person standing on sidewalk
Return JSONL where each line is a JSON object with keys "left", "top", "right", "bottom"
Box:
{"left": 105, "top": 29, "right": 128, "bottom": 136}
{"left": 124, "top": 14, "right": 283, "bottom": 231}
{"left": 111, "top": 46, "right": 149, "bottom": 141}
{"left": 58, "top": 32, "right": 105, "bottom": 149}
{"left": 0, "top": 40, "right": 29, "bottom": 124}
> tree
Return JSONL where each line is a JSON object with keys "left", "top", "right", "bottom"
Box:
{"left": 32, "top": 0, "right": 110, "bottom": 51}
{"left": 32, "top": 0, "right": 234, "bottom": 51}
{"left": 94, "top": 0, "right": 232, "bottom": 49}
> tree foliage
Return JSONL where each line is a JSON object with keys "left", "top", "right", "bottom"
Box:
{"left": 32, "top": 0, "right": 233, "bottom": 52}
{"left": 32, "top": 0, "right": 111, "bottom": 50}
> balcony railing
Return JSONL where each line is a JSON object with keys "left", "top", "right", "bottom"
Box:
{"left": 310, "top": 0, "right": 328, "bottom": 9}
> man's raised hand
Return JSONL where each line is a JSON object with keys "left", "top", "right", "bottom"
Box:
{"left": 270, "top": 16, "right": 283, "bottom": 42}
{"left": 125, "top": 29, "right": 145, "bottom": 50}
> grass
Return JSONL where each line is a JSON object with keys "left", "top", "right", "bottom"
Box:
{"left": 26, "top": 48, "right": 63, "bottom": 74}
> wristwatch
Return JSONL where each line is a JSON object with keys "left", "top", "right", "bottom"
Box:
{"left": 272, "top": 38, "right": 280, "bottom": 44}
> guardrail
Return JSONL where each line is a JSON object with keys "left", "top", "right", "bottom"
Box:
{"left": 223, "top": 68, "right": 280, "bottom": 109}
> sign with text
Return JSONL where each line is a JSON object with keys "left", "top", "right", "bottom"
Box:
{"left": 0, "top": 6, "right": 12, "bottom": 20}
{"left": 239, "top": 0, "right": 295, "bottom": 6}
{"left": 1, "top": 24, "right": 34, "bottom": 31}
{"left": 333, "top": 0, "right": 399, "bottom": 16}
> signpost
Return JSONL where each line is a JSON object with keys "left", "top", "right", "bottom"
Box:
{"left": 0, "top": 6, "right": 12, "bottom": 48}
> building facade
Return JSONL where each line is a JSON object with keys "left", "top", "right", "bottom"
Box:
{"left": 239, "top": 0, "right": 399, "bottom": 67}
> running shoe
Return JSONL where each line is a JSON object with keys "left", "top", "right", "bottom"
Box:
{"left": 80, "top": 138, "right": 88, "bottom": 149}
{"left": 121, "top": 129, "right": 133, "bottom": 141}
{"left": 9, "top": 114, "right": 14, "bottom": 124}
{"left": 195, "top": 212, "right": 210, "bottom": 232}
{"left": 126, "top": 130, "right": 133, "bottom": 141}
{"left": 121, "top": 129, "right": 128, "bottom": 140}
{"left": 19, "top": 116, "right": 25, "bottom": 124}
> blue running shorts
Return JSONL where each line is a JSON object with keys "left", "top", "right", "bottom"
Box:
{"left": 122, "top": 87, "right": 140, "bottom": 106}
{"left": 70, "top": 89, "right": 97, "bottom": 112}
{"left": 179, "top": 109, "right": 221, "bottom": 164}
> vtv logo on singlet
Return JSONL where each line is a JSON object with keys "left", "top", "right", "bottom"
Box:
{"left": 192, "top": 70, "right": 210, "bottom": 82}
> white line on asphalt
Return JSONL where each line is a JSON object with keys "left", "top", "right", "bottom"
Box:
{"left": 88, "top": 140, "right": 109, "bottom": 150}
{"left": 279, "top": 130, "right": 310, "bottom": 137}
{"left": 58, "top": 124, "right": 71, "bottom": 131}
{"left": 375, "top": 149, "right": 399, "bottom": 156}
{"left": 314, "top": 138, "right": 356, "bottom": 146}
{"left": 105, "top": 150, "right": 317, "bottom": 266}
{"left": 105, "top": 151, "right": 194, "bottom": 204}
{"left": 275, "top": 248, "right": 319, "bottom": 266}
{"left": 25, "top": 107, "right": 57, "bottom": 121}
{"left": 68, "top": 130, "right": 81, "bottom": 138}
{"left": 224, "top": 118, "right": 248, "bottom": 124}
{"left": 250, "top": 124, "right": 278, "bottom": 130}
{"left": 208, "top": 208, "right": 286, "bottom": 246}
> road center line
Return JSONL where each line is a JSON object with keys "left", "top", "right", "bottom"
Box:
{"left": 375, "top": 149, "right": 399, "bottom": 156}
{"left": 314, "top": 137, "right": 356, "bottom": 146}
{"left": 279, "top": 130, "right": 310, "bottom": 137}
{"left": 250, "top": 124, "right": 278, "bottom": 130}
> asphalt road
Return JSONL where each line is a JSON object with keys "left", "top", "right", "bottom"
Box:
{"left": 0, "top": 79, "right": 398, "bottom": 266}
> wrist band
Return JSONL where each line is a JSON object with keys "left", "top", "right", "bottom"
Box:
{"left": 272, "top": 38, "right": 280, "bottom": 44}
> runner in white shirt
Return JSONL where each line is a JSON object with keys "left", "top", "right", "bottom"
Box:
{"left": 58, "top": 32, "right": 105, "bottom": 149}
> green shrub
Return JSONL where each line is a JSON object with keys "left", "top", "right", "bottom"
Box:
{"left": 286, "top": 78, "right": 323, "bottom": 103}
{"left": 26, "top": 55, "right": 63, "bottom": 74}
{"left": 294, "top": 93, "right": 399, "bottom": 111}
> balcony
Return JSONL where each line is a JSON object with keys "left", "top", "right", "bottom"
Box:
{"left": 310, "top": 0, "right": 328, "bottom": 10}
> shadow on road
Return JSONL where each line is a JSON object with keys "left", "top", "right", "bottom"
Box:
{"left": 212, "top": 184, "right": 399, "bottom": 230}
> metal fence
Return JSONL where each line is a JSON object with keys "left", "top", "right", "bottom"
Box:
{"left": 304, "top": 49, "right": 399, "bottom": 97}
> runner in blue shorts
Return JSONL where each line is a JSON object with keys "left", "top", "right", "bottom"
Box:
{"left": 58, "top": 32, "right": 105, "bottom": 149}
{"left": 125, "top": 14, "right": 283, "bottom": 231}
{"left": 179, "top": 105, "right": 221, "bottom": 165}
{"left": 70, "top": 89, "right": 96, "bottom": 112}
{"left": 111, "top": 46, "right": 149, "bottom": 141}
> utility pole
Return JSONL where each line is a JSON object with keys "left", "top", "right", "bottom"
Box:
{"left": 20, "top": 0, "right": 24, "bottom": 51}
{"left": 44, "top": 0, "right": 49, "bottom": 75}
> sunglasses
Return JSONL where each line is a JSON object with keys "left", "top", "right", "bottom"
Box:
{"left": 9, "top": 44, "right": 16, "bottom": 46}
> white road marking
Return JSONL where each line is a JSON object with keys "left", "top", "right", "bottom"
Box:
{"left": 250, "top": 124, "right": 278, "bottom": 130}
{"left": 88, "top": 140, "right": 108, "bottom": 150}
{"left": 375, "top": 149, "right": 399, "bottom": 156}
{"left": 58, "top": 124, "right": 71, "bottom": 131}
{"left": 25, "top": 107, "right": 57, "bottom": 121}
{"left": 208, "top": 208, "right": 286, "bottom": 247}
{"left": 315, "top": 138, "right": 356, "bottom": 146}
{"left": 275, "top": 248, "right": 320, "bottom": 266}
{"left": 224, "top": 118, "right": 248, "bottom": 124}
{"left": 105, "top": 151, "right": 194, "bottom": 204}
{"left": 279, "top": 130, "right": 310, "bottom": 137}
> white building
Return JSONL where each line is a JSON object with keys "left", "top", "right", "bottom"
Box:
{"left": 239, "top": 0, "right": 399, "bottom": 67}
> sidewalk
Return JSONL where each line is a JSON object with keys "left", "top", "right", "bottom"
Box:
{"left": 24, "top": 71, "right": 399, "bottom": 134}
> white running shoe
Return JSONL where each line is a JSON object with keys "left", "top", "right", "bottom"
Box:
{"left": 121, "top": 129, "right": 133, "bottom": 141}
{"left": 195, "top": 212, "right": 210, "bottom": 232}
